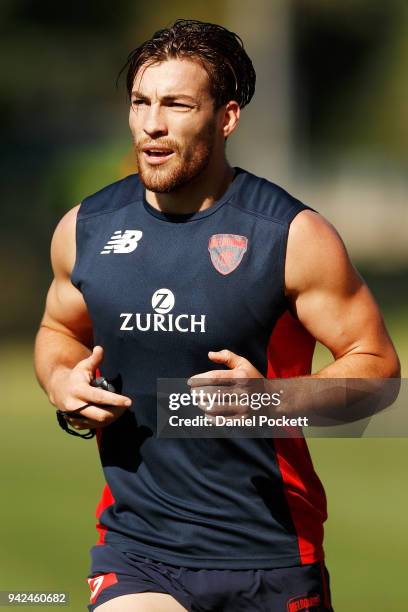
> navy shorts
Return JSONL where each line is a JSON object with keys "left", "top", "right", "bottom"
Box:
{"left": 87, "top": 544, "right": 333, "bottom": 611}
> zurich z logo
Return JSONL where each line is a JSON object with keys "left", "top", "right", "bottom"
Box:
{"left": 100, "top": 230, "right": 143, "bottom": 254}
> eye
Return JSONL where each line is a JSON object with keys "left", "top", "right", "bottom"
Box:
{"left": 131, "top": 99, "right": 147, "bottom": 107}
{"left": 169, "top": 102, "right": 192, "bottom": 109}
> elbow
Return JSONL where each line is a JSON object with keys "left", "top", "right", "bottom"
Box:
{"left": 382, "top": 349, "right": 401, "bottom": 379}
{"left": 391, "top": 356, "right": 401, "bottom": 379}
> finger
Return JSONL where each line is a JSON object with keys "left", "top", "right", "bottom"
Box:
{"left": 200, "top": 403, "right": 244, "bottom": 416}
{"left": 187, "top": 371, "right": 238, "bottom": 386}
{"left": 208, "top": 350, "right": 245, "bottom": 369}
{"left": 66, "top": 417, "right": 93, "bottom": 430}
{"left": 68, "top": 417, "right": 107, "bottom": 430}
{"left": 75, "top": 385, "right": 132, "bottom": 407}
{"left": 189, "top": 384, "right": 249, "bottom": 396}
{"left": 78, "top": 345, "right": 104, "bottom": 376}
{"left": 67, "top": 405, "right": 124, "bottom": 425}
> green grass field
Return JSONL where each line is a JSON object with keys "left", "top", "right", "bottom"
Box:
{"left": 0, "top": 308, "right": 406, "bottom": 611}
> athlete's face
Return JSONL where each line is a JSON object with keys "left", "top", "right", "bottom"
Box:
{"left": 129, "top": 58, "right": 226, "bottom": 193}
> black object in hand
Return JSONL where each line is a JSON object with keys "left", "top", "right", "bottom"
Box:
{"left": 56, "top": 376, "right": 117, "bottom": 439}
{"left": 91, "top": 376, "right": 117, "bottom": 394}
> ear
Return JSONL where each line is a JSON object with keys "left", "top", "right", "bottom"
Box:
{"left": 221, "top": 101, "right": 240, "bottom": 138}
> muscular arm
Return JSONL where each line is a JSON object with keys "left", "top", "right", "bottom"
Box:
{"left": 285, "top": 210, "right": 400, "bottom": 378}
{"left": 35, "top": 205, "right": 92, "bottom": 399}
{"left": 34, "top": 206, "right": 131, "bottom": 427}
{"left": 185, "top": 211, "right": 400, "bottom": 422}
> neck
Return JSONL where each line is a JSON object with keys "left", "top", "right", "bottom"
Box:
{"left": 145, "top": 160, "right": 235, "bottom": 215}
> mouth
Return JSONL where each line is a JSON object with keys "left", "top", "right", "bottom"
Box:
{"left": 142, "top": 146, "right": 175, "bottom": 165}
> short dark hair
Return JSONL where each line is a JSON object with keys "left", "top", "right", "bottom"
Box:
{"left": 120, "top": 19, "right": 256, "bottom": 109}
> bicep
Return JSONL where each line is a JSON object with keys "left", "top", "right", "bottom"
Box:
{"left": 41, "top": 278, "right": 93, "bottom": 346}
{"left": 40, "top": 205, "right": 93, "bottom": 346}
{"left": 285, "top": 211, "right": 392, "bottom": 361}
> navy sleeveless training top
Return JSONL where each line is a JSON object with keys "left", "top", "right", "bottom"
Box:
{"left": 71, "top": 167, "right": 327, "bottom": 569}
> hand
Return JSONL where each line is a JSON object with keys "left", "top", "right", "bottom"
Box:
{"left": 188, "top": 350, "right": 263, "bottom": 419}
{"left": 49, "top": 346, "right": 132, "bottom": 430}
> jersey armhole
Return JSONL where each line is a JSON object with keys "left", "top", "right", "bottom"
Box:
{"left": 70, "top": 202, "right": 83, "bottom": 290}
{"left": 278, "top": 205, "right": 315, "bottom": 319}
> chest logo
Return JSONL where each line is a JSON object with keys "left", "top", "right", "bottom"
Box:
{"left": 208, "top": 234, "right": 248, "bottom": 275}
{"left": 120, "top": 288, "right": 206, "bottom": 333}
{"left": 101, "top": 229, "right": 143, "bottom": 254}
{"left": 152, "top": 288, "right": 175, "bottom": 314}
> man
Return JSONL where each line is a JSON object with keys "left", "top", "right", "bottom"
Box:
{"left": 34, "top": 19, "right": 399, "bottom": 612}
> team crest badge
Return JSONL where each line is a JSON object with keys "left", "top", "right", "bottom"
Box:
{"left": 208, "top": 234, "right": 248, "bottom": 275}
{"left": 87, "top": 572, "right": 118, "bottom": 604}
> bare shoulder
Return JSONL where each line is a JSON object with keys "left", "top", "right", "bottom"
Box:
{"left": 50, "top": 204, "right": 81, "bottom": 277}
{"left": 285, "top": 209, "right": 359, "bottom": 296}
{"left": 287, "top": 208, "right": 339, "bottom": 239}
{"left": 287, "top": 209, "right": 346, "bottom": 262}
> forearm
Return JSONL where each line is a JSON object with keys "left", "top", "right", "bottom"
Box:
{"left": 269, "top": 376, "right": 399, "bottom": 426}
{"left": 312, "top": 350, "right": 400, "bottom": 379}
{"left": 189, "top": 346, "right": 400, "bottom": 426}
{"left": 269, "top": 350, "right": 400, "bottom": 425}
{"left": 34, "top": 325, "right": 91, "bottom": 404}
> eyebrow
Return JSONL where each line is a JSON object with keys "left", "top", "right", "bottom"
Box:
{"left": 131, "top": 91, "right": 197, "bottom": 103}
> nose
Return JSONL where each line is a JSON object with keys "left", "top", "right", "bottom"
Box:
{"left": 143, "top": 103, "right": 168, "bottom": 138}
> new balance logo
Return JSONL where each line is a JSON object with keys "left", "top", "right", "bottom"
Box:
{"left": 101, "top": 230, "right": 143, "bottom": 254}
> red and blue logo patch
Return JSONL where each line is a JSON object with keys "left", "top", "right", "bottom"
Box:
{"left": 208, "top": 234, "right": 248, "bottom": 275}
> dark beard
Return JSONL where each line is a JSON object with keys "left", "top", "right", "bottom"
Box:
{"left": 138, "top": 151, "right": 212, "bottom": 193}
{"left": 135, "top": 122, "right": 216, "bottom": 193}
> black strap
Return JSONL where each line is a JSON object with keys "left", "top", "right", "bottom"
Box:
{"left": 55, "top": 376, "right": 117, "bottom": 440}
{"left": 56, "top": 409, "right": 95, "bottom": 439}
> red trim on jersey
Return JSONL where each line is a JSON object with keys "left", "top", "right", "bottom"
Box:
{"left": 274, "top": 437, "right": 326, "bottom": 563}
{"left": 267, "top": 310, "right": 327, "bottom": 565}
{"left": 93, "top": 367, "right": 116, "bottom": 545}
{"left": 95, "top": 484, "right": 115, "bottom": 545}
{"left": 267, "top": 310, "right": 316, "bottom": 378}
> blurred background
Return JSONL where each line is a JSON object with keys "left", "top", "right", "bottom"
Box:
{"left": 0, "top": 1, "right": 407, "bottom": 610}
